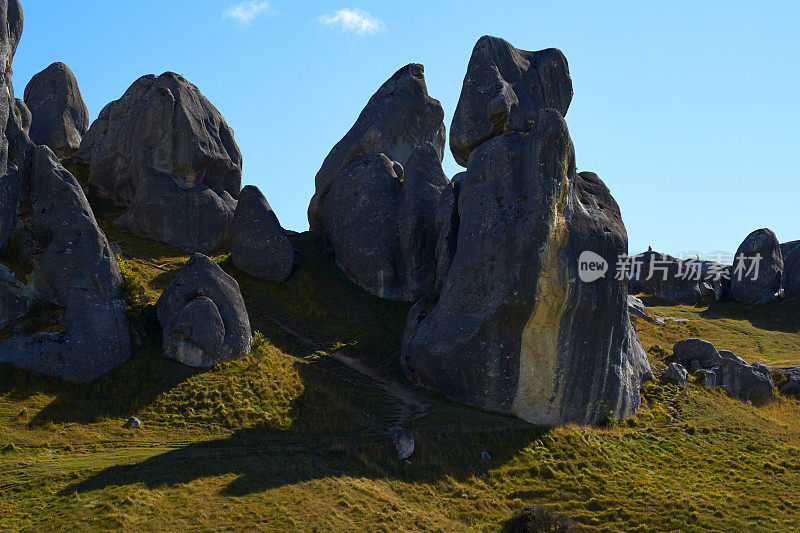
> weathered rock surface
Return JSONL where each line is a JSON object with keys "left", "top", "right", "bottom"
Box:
{"left": 0, "top": 263, "right": 31, "bottom": 329}
{"left": 730, "top": 228, "right": 783, "bottom": 305}
{"left": 670, "top": 338, "right": 723, "bottom": 369}
{"left": 77, "top": 72, "right": 242, "bottom": 254}
{"left": 778, "top": 367, "right": 800, "bottom": 397}
{"left": 662, "top": 363, "right": 688, "bottom": 385}
{"left": 14, "top": 98, "right": 30, "bottom": 134}
{"left": 0, "top": 146, "right": 131, "bottom": 382}
{"left": 780, "top": 240, "right": 799, "bottom": 258}
{"left": 401, "top": 111, "right": 649, "bottom": 425}
{"left": 156, "top": 253, "right": 251, "bottom": 367}
{"left": 388, "top": 427, "right": 414, "bottom": 461}
{"left": 719, "top": 349, "right": 747, "bottom": 365}
{"left": 308, "top": 64, "right": 446, "bottom": 232}
{"left": 628, "top": 251, "right": 730, "bottom": 304}
{"left": 231, "top": 185, "right": 294, "bottom": 282}
{"left": 323, "top": 142, "right": 448, "bottom": 302}
{"left": 23, "top": 62, "right": 89, "bottom": 157}
{"left": 432, "top": 173, "right": 464, "bottom": 294}
{"left": 627, "top": 295, "right": 660, "bottom": 324}
{"left": 449, "top": 36, "right": 573, "bottom": 167}
{"left": 716, "top": 359, "right": 774, "bottom": 406}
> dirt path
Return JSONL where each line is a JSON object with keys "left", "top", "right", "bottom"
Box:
{"left": 260, "top": 314, "right": 431, "bottom": 424}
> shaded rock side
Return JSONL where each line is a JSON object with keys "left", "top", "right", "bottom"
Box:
{"left": 77, "top": 72, "right": 242, "bottom": 254}
{"left": 450, "top": 36, "right": 573, "bottom": 167}
{"left": 14, "top": 98, "right": 30, "bottom": 134}
{"left": 156, "top": 253, "right": 252, "bottom": 367}
{"left": 782, "top": 244, "right": 800, "bottom": 297}
{"left": 628, "top": 251, "right": 730, "bottom": 304}
{"left": 0, "top": 146, "right": 131, "bottom": 382}
{"left": 322, "top": 142, "right": 448, "bottom": 302}
{"left": 308, "top": 63, "right": 446, "bottom": 231}
{"left": 717, "top": 359, "right": 774, "bottom": 406}
{"left": 401, "top": 110, "right": 648, "bottom": 425}
{"left": 730, "top": 228, "right": 783, "bottom": 305}
{"left": 23, "top": 62, "right": 89, "bottom": 157}
{"left": 231, "top": 185, "right": 294, "bottom": 282}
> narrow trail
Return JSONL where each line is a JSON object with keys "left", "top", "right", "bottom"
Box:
{"left": 258, "top": 314, "right": 431, "bottom": 425}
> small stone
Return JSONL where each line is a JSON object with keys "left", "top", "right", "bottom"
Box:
{"left": 123, "top": 417, "right": 141, "bottom": 429}
{"left": 389, "top": 427, "right": 415, "bottom": 461}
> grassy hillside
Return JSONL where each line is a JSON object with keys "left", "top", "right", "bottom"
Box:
{"left": 2, "top": 215, "right": 800, "bottom": 531}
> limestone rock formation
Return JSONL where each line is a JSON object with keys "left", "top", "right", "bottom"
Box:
{"left": 0, "top": 146, "right": 131, "bottom": 382}
{"left": 322, "top": 142, "right": 448, "bottom": 301}
{"left": 23, "top": 62, "right": 89, "bottom": 157}
{"left": 730, "top": 228, "right": 783, "bottom": 305}
{"left": 156, "top": 254, "right": 252, "bottom": 367}
{"left": 450, "top": 36, "right": 573, "bottom": 167}
{"left": 401, "top": 110, "right": 649, "bottom": 425}
{"left": 782, "top": 244, "right": 800, "bottom": 297}
{"left": 0, "top": 263, "right": 31, "bottom": 329}
{"left": 77, "top": 72, "right": 242, "bottom": 254}
{"left": 627, "top": 251, "right": 729, "bottom": 304}
{"left": 231, "top": 185, "right": 294, "bottom": 282}
{"left": 308, "top": 64, "right": 446, "bottom": 232}
{"left": 716, "top": 359, "right": 774, "bottom": 406}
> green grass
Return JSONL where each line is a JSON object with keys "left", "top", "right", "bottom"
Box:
{"left": 2, "top": 215, "right": 800, "bottom": 530}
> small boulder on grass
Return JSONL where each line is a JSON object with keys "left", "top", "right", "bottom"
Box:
{"left": 662, "top": 363, "right": 689, "bottom": 386}
{"left": 388, "top": 427, "right": 414, "bottom": 461}
{"left": 123, "top": 417, "right": 141, "bottom": 429}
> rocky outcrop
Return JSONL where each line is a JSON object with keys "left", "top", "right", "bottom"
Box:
{"left": 627, "top": 251, "right": 729, "bottom": 304}
{"left": 782, "top": 244, "right": 800, "bottom": 297}
{"left": 777, "top": 366, "right": 800, "bottom": 397}
{"left": 669, "top": 338, "right": 723, "bottom": 369}
{"left": 76, "top": 72, "right": 242, "bottom": 254}
{"left": 0, "top": 146, "right": 131, "bottom": 382}
{"left": 780, "top": 240, "right": 799, "bottom": 258}
{"left": 23, "top": 62, "right": 89, "bottom": 157}
{"left": 449, "top": 36, "right": 573, "bottom": 167}
{"left": 156, "top": 253, "right": 251, "bottom": 367}
{"left": 323, "top": 142, "right": 448, "bottom": 302}
{"left": 662, "top": 363, "right": 688, "bottom": 386}
{"left": 401, "top": 110, "right": 649, "bottom": 425}
{"left": 307, "top": 64, "right": 446, "bottom": 232}
{"left": 716, "top": 359, "right": 774, "bottom": 406}
{"left": 231, "top": 185, "right": 294, "bottom": 282}
{"left": 730, "top": 229, "right": 783, "bottom": 305}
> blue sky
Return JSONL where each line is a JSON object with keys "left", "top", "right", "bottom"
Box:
{"left": 12, "top": 1, "right": 799, "bottom": 258}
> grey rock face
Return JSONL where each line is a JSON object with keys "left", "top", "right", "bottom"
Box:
{"left": 323, "top": 142, "right": 448, "bottom": 302}
{"left": 388, "top": 427, "right": 414, "bottom": 460}
{"left": 730, "top": 228, "right": 783, "bottom": 305}
{"left": 0, "top": 146, "right": 131, "bottom": 382}
{"left": 719, "top": 349, "right": 747, "bottom": 365}
{"left": 779, "top": 367, "right": 800, "bottom": 397}
{"left": 77, "top": 72, "right": 242, "bottom": 254}
{"left": 14, "top": 98, "right": 30, "bottom": 134}
{"left": 0, "top": 263, "right": 31, "bottom": 329}
{"left": 450, "top": 36, "right": 573, "bottom": 167}
{"left": 123, "top": 417, "right": 141, "bottom": 429}
{"left": 628, "top": 251, "right": 730, "bottom": 304}
{"left": 780, "top": 240, "right": 799, "bottom": 258}
{"left": 716, "top": 358, "right": 774, "bottom": 406}
{"left": 702, "top": 369, "right": 717, "bottom": 389}
{"left": 308, "top": 64, "right": 446, "bottom": 232}
{"left": 432, "top": 172, "right": 464, "bottom": 294}
{"left": 156, "top": 254, "right": 251, "bottom": 367}
{"left": 662, "top": 363, "right": 688, "bottom": 386}
{"left": 670, "top": 338, "right": 723, "bottom": 369}
{"left": 231, "top": 185, "right": 294, "bottom": 282}
{"left": 627, "top": 295, "right": 660, "bottom": 324}
{"left": 401, "top": 111, "right": 649, "bottom": 425}
{"left": 23, "top": 62, "right": 89, "bottom": 157}
{"left": 782, "top": 244, "right": 800, "bottom": 297}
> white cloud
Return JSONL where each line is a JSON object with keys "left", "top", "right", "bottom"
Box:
{"left": 223, "top": 1, "right": 270, "bottom": 26}
{"left": 318, "top": 8, "right": 385, "bottom": 36}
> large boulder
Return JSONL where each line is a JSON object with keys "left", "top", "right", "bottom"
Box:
{"left": 323, "top": 142, "right": 448, "bottom": 302}
{"left": 449, "top": 36, "right": 573, "bottom": 167}
{"left": 308, "top": 64, "right": 446, "bottom": 232}
{"left": 23, "top": 62, "right": 89, "bottom": 157}
{"left": 156, "top": 253, "right": 251, "bottom": 367}
{"left": 231, "top": 185, "right": 294, "bottom": 282}
{"left": 76, "top": 72, "right": 242, "bottom": 254}
{"left": 0, "top": 146, "right": 131, "bottom": 382}
{"left": 669, "top": 338, "right": 723, "bottom": 369}
{"left": 662, "top": 363, "right": 688, "bottom": 386}
{"left": 730, "top": 228, "right": 783, "bottom": 305}
{"left": 782, "top": 244, "right": 800, "bottom": 297}
{"left": 627, "top": 251, "right": 729, "bottom": 304}
{"left": 401, "top": 110, "right": 649, "bottom": 425}
{"left": 716, "top": 359, "right": 774, "bottom": 406}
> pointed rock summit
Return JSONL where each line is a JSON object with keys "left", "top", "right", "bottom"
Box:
{"left": 23, "top": 62, "right": 90, "bottom": 157}
{"left": 77, "top": 72, "right": 243, "bottom": 254}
